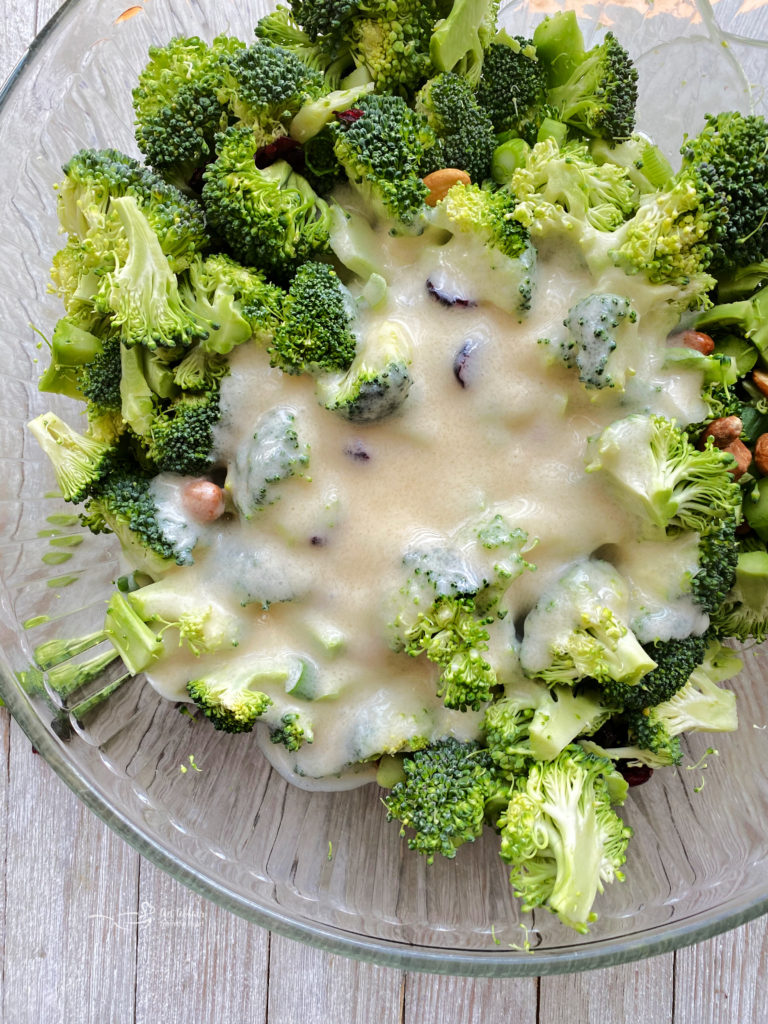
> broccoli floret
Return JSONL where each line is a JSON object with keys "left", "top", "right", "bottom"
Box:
{"left": 269, "top": 710, "right": 315, "bottom": 751}
{"left": 289, "top": 0, "right": 358, "bottom": 44}
{"left": 226, "top": 405, "right": 311, "bottom": 517}
{"left": 558, "top": 293, "right": 636, "bottom": 389}
{"left": 132, "top": 35, "right": 246, "bottom": 185}
{"left": 590, "top": 135, "right": 675, "bottom": 195}
{"left": 483, "top": 676, "right": 613, "bottom": 770}
{"left": 95, "top": 196, "right": 207, "bottom": 351}
{"left": 536, "top": 15, "right": 638, "bottom": 142}
{"left": 498, "top": 744, "right": 631, "bottom": 933}
{"left": 186, "top": 658, "right": 276, "bottom": 733}
{"left": 81, "top": 469, "right": 193, "bottom": 575}
{"left": 202, "top": 129, "right": 332, "bottom": 280}
{"left": 269, "top": 261, "right": 357, "bottom": 374}
{"left": 255, "top": 7, "right": 351, "bottom": 86}
{"left": 289, "top": 82, "right": 374, "bottom": 143}
{"left": 508, "top": 138, "right": 637, "bottom": 237}
{"left": 404, "top": 594, "right": 496, "bottom": 711}
{"left": 382, "top": 738, "right": 498, "bottom": 863}
{"left": 695, "top": 279, "right": 768, "bottom": 364}
{"left": 346, "top": 0, "right": 437, "bottom": 97}
{"left": 430, "top": 0, "right": 499, "bottom": 86}
{"left": 102, "top": 591, "right": 166, "bottom": 675}
{"left": 712, "top": 548, "right": 768, "bottom": 641}
{"left": 520, "top": 559, "right": 656, "bottom": 689}
{"left": 215, "top": 41, "right": 324, "bottom": 145}
{"left": 429, "top": 183, "right": 535, "bottom": 312}
{"left": 318, "top": 319, "right": 412, "bottom": 422}
{"left": 586, "top": 414, "right": 742, "bottom": 537}
{"left": 601, "top": 632, "right": 709, "bottom": 711}
{"left": 475, "top": 34, "right": 547, "bottom": 137}
{"left": 77, "top": 334, "right": 123, "bottom": 416}
{"left": 37, "top": 316, "right": 106, "bottom": 400}
{"left": 416, "top": 72, "right": 496, "bottom": 183}
{"left": 124, "top": 578, "right": 242, "bottom": 656}
{"left": 331, "top": 93, "right": 436, "bottom": 225}
{"left": 58, "top": 149, "right": 208, "bottom": 272}
{"left": 690, "top": 518, "right": 739, "bottom": 615}
{"left": 144, "top": 390, "right": 221, "bottom": 476}
{"left": 28, "top": 412, "right": 115, "bottom": 504}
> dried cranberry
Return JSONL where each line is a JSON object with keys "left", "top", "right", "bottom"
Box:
{"left": 344, "top": 441, "right": 370, "bottom": 461}
{"left": 335, "top": 108, "right": 364, "bottom": 126}
{"left": 255, "top": 136, "right": 302, "bottom": 169}
{"left": 453, "top": 338, "right": 481, "bottom": 388}
{"left": 619, "top": 763, "right": 653, "bottom": 787}
{"left": 426, "top": 279, "right": 476, "bottom": 308}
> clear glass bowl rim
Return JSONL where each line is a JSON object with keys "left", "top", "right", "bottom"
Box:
{"left": 2, "top": 0, "right": 767, "bottom": 977}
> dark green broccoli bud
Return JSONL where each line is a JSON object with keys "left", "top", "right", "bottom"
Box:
{"left": 712, "top": 547, "right": 768, "bottom": 641}
{"left": 520, "top": 559, "right": 656, "bottom": 689}
{"left": 404, "top": 594, "right": 496, "bottom": 711}
{"left": 430, "top": 0, "right": 499, "bottom": 86}
{"left": 132, "top": 35, "right": 246, "bottom": 185}
{"left": 331, "top": 93, "right": 436, "bottom": 224}
{"left": 586, "top": 414, "right": 742, "bottom": 537}
{"left": 498, "top": 744, "right": 631, "bottom": 933}
{"left": 382, "top": 738, "right": 497, "bottom": 863}
{"left": 81, "top": 469, "right": 194, "bottom": 574}
{"left": 215, "top": 40, "right": 324, "bottom": 146}
{"left": 144, "top": 390, "right": 221, "bottom": 476}
{"left": 416, "top": 72, "right": 496, "bottom": 183}
{"left": 691, "top": 518, "right": 739, "bottom": 615}
{"left": 78, "top": 334, "right": 123, "bottom": 415}
{"left": 289, "top": 0, "right": 358, "bottom": 43}
{"left": 601, "top": 633, "right": 709, "bottom": 711}
{"left": 269, "top": 261, "right": 357, "bottom": 374}
{"left": 187, "top": 659, "right": 274, "bottom": 733}
{"left": 318, "top": 319, "right": 412, "bottom": 422}
{"left": 255, "top": 7, "right": 351, "bottom": 86}
{"left": 226, "top": 405, "right": 311, "bottom": 517}
{"left": 624, "top": 709, "right": 683, "bottom": 765}
{"left": 202, "top": 129, "right": 332, "bottom": 280}
{"left": 475, "top": 34, "right": 547, "bottom": 136}
{"left": 27, "top": 412, "right": 115, "bottom": 504}
{"left": 58, "top": 148, "right": 208, "bottom": 272}
{"left": 269, "top": 710, "right": 314, "bottom": 751}
{"left": 539, "top": 16, "right": 638, "bottom": 142}
{"left": 560, "top": 293, "right": 636, "bottom": 389}
{"left": 345, "top": 0, "right": 438, "bottom": 97}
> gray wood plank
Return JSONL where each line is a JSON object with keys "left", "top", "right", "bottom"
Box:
{"left": 134, "top": 859, "right": 270, "bottom": 1024}
{"left": 404, "top": 971, "right": 537, "bottom": 1024}
{"left": 674, "top": 921, "right": 768, "bottom": 1024}
{"left": 3, "top": 719, "right": 139, "bottom": 1024}
{"left": 538, "top": 954, "right": 674, "bottom": 1024}
{"left": 268, "top": 933, "right": 404, "bottom": 1024}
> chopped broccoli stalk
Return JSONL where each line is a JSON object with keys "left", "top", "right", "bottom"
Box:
{"left": 713, "top": 548, "right": 768, "bottom": 641}
{"left": 119, "top": 343, "right": 156, "bottom": 437}
{"left": 331, "top": 93, "right": 436, "bottom": 225}
{"left": 586, "top": 414, "right": 742, "bottom": 537}
{"left": 103, "top": 592, "right": 165, "bottom": 675}
{"left": 416, "top": 72, "right": 496, "bottom": 183}
{"left": 498, "top": 745, "right": 631, "bottom": 933}
{"left": 328, "top": 203, "right": 387, "bottom": 281}
{"left": 404, "top": 594, "right": 496, "bottom": 711}
{"left": 132, "top": 35, "right": 245, "bottom": 185}
{"left": 226, "top": 405, "right": 311, "bottom": 517}
{"left": 202, "top": 130, "right": 332, "bottom": 280}
{"left": 318, "top": 319, "right": 413, "bottom": 422}
{"left": 28, "top": 412, "right": 114, "bottom": 504}
{"left": 186, "top": 657, "right": 277, "bottom": 733}
{"left": 475, "top": 33, "right": 547, "bottom": 138}
{"left": 430, "top": 0, "right": 499, "bottom": 85}
{"left": 290, "top": 82, "right": 374, "bottom": 142}
{"left": 37, "top": 317, "right": 104, "bottom": 399}
{"left": 383, "top": 738, "right": 498, "bottom": 863}
{"left": 559, "top": 293, "right": 636, "bottom": 389}
{"left": 269, "top": 261, "right": 357, "bottom": 374}
{"left": 520, "top": 559, "right": 656, "bottom": 688}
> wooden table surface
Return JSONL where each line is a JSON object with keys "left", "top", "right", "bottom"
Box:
{"left": 3, "top": 3, "right": 768, "bottom": 1021}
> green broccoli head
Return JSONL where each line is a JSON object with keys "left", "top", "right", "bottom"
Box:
{"left": 202, "top": 129, "right": 332, "bottom": 280}
{"left": 520, "top": 559, "right": 656, "bottom": 689}
{"left": 498, "top": 744, "right": 631, "bottom": 933}
{"left": 712, "top": 547, "right": 768, "bottom": 641}
{"left": 416, "top": 72, "right": 496, "bottom": 183}
{"left": 586, "top": 414, "right": 742, "bottom": 538}
{"left": 600, "top": 632, "right": 709, "bottom": 711}
{"left": 269, "top": 261, "right": 357, "bottom": 374}
{"left": 255, "top": 7, "right": 352, "bottom": 86}
{"left": 187, "top": 663, "right": 274, "bottom": 733}
{"left": 347, "top": 0, "right": 437, "bottom": 97}
{"left": 269, "top": 710, "right": 315, "bottom": 751}
{"left": 226, "top": 405, "right": 311, "bottom": 518}
{"left": 475, "top": 34, "right": 547, "bottom": 137}
{"left": 558, "top": 292, "right": 637, "bottom": 389}
{"left": 28, "top": 411, "right": 115, "bottom": 504}
{"left": 690, "top": 517, "right": 739, "bottom": 616}
{"left": 382, "top": 738, "right": 497, "bottom": 862}
{"left": 144, "top": 389, "right": 221, "bottom": 477}
{"left": 331, "top": 93, "right": 436, "bottom": 224}
{"left": 132, "top": 35, "right": 245, "bottom": 185}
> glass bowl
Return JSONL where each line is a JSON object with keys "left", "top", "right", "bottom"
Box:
{"left": 2, "top": 0, "right": 768, "bottom": 977}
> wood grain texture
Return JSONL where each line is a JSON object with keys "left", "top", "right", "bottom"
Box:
{"left": 2, "top": 2, "right": 768, "bottom": 1022}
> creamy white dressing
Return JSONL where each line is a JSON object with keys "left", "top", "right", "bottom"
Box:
{"left": 143, "top": 215, "right": 710, "bottom": 787}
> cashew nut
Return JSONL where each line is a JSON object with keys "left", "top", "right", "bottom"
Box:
{"left": 699, "top": 415, "right": 743, "bottom": 450}
{"left": 423, "top": 168, "right": 472, "bottom": 207}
